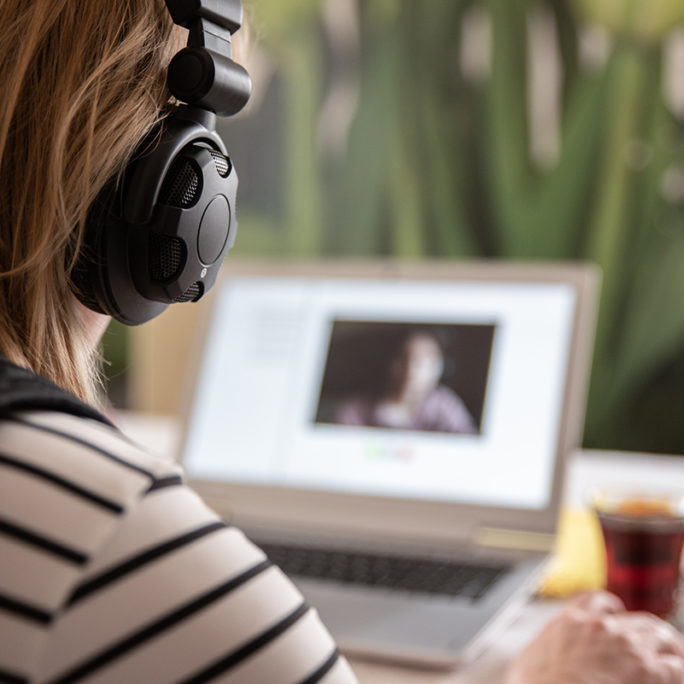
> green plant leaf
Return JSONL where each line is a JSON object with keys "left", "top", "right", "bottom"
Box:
{"left": 571, "top": 0, "right": 684, "bottom": 43}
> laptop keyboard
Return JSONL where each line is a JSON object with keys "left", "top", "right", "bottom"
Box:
{"left": 258, "top": 542, "right": 510, "bottom": 601}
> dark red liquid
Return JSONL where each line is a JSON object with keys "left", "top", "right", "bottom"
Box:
{"left": 598, "top": 512, "right": 684, "bottom": 617}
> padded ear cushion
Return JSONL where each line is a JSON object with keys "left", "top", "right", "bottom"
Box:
{"left": 73, "top": 109, "right": 236, "bottom": 326}
{"left": 73, "top": 183, "right": 171, "bottom": 325}
{"left": 72, "top": 134, "right": 169, "bottom": 326}
{"left": 85, "top": 183, "right": 169, "bottom": 326}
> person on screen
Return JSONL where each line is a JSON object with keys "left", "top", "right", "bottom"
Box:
{"left": 0, "top": 1, "right": 681, "bottom": 683}
{"left": 336, "top": 330, "right": 478, "bottom": 434}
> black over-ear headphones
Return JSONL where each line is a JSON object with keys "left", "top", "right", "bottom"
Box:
{"left": 72, "top": 0, "right": 251, "bottom": 325}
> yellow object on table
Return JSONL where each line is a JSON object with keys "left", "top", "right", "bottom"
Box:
{"left": 538, "top": 507, "right": 606, "bottom": 598}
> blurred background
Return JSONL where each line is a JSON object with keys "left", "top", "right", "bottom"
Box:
{"left": 104, "top": 0, "right": 684, "bottom": 456}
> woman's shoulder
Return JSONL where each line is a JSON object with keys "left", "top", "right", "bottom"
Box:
{"left": 0, "top": 408, "right": 187, "bottom": 589}
{"left": 0, "top": 408, "right": 182, "bottom": 495}
{"left": 0, "top": 409, "right": 183, "bottom": 679}
{"left": 420, "top": 386, "right": 477, "bottom": 433}
{"left": 425, "top": 384, "right": 468, "bottom": 408}
{"left": 0, "top": 410, "right": 356, "bottom": 683}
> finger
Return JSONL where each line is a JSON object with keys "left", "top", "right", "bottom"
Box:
{"left": 613, "top": 613, "right": 684, "bottom": 658}
{"left": 657, "top": 654, "right": 684, "bottom": 684}
{"left": 568, "top": 590, "right": 625, "bottom": 615}
{"left": 641, "top": 617, "right": 684, "bottom": 658}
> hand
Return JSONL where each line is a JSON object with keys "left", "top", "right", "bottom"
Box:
{"left": 505, "top": 591, "right": 684, "bottom": 684}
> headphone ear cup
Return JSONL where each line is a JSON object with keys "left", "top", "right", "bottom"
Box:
{"left": 72, "top": 170, "right": 170, "bottom": 325}
{"left": 72, "top": 111, "right": 238, "bottom": 326}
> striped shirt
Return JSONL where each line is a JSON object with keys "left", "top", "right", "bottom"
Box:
{"left": 0, "top": 410, "right": 358, "bottom": 683}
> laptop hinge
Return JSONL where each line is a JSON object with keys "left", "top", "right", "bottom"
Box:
{"left": 475, "top": 527, "right": 555, "bottom": 553}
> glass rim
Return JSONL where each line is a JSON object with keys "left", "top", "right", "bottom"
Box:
{"left": 591, "top": 488, "right": 684, "bottom": 524}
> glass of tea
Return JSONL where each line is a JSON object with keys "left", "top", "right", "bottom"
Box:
{"left": 593, "top": 492, "right": 684, "bottom": 620}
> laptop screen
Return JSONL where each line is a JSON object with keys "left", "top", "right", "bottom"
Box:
{"left": 182, "top": 273, "right": 577, "bottom": 510}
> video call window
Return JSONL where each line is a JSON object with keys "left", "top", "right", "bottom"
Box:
{"left": 314, "top": 321, "right": 496, "bottom": 435}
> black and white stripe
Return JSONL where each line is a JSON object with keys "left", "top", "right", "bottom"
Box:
{"left": 67, "top": 520, "right": 227, "bottom": 606}
{"left": 0, "top": 454, "right": 123, "bottom": 514}
{"left": 0, "top": 411, "right": 356, "bottom": 683}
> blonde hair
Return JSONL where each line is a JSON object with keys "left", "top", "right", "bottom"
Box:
{"left": 0, "top": 0, "right": 185, "bottom": 404}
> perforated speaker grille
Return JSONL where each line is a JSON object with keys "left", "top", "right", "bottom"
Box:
{"left": 209, "top": 150, "right": 231, "bottom": 177}
{"left": 150, "top": 233, "right": 184, "bottom": 282}
{"left": 161, "top": 158, "right": 201, "bottom": 208}
{"left": 174, "top": 281, "right": 204, "bottom": 303}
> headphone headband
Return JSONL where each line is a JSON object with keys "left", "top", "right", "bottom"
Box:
{"left": 165, "top": 0, "right": 243, "bottom": 33}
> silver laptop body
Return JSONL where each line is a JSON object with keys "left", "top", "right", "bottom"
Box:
{"left": 179, "top": 260, "right": 599, "bottom": 667}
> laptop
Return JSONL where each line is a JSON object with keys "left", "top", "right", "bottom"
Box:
{"left": 179, "top": 259, "right": 599, "bottom": 667}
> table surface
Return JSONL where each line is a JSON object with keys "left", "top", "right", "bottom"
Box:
{"left": 117, "top": 411, "right": 683, "bottom": 684}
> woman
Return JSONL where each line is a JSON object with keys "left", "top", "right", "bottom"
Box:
{"left": 336, "top": 330, "right": 478, "bottom": 434}
{"left": 0, "top": 1, "right": 681, "bottom": 682}
{"left": 0, "top": 2, "right": 351, "bottom": 682}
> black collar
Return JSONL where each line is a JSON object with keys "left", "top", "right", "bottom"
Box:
{"left": 0, "top": 355, "right": 114, "bottom": 427}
